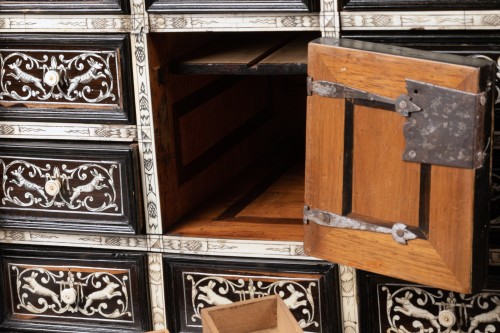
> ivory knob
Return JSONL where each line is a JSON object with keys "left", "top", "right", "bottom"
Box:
{"left": 43, "top": 70, "right": 60, "bottom": 87}
{"left": 438, "top": 309, "right": 456, "bottom": 327}
{"left": 45, "top": 179, "right": 61, "bottom": 196}
{"left": 61, "top": 288, "right": 77, "bottom": 305}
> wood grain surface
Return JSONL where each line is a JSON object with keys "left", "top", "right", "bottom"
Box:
{"left": 304, "top": 38, "right": 492, "bottom": 293}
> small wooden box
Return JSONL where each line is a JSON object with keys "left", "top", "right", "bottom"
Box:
{"left": 201, "top": 295, "right": 304, "bottom": 333}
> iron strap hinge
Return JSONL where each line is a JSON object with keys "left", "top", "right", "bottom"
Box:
{"left": 306, "top": 77, "right": 448, "bottom": 117}
{"left": 303, "top": 206, "right": 418, "bottom": 245}
{"left": 307, "top": 77, "right": 488, "bottom": 169}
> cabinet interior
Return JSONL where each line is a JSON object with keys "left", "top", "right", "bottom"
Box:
{"left": 149, "top": 31, "right": 320, "bottom": 241}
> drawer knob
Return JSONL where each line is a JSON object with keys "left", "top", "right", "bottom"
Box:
{"left": 61, "top": 287, "right": 77, "bottom": 305}
{"left": 43, "top": 70, "right": 60, "bottom": 87}
{"left": 438, "top": 309, "right": 456, "bottom": 327}
{"left": 45, "top": 179, "right": 61, "bottom": 196}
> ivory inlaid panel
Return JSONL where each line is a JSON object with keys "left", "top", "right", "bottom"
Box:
{"left": 0, "top": 141, "right": 143, "bottom": 234}
{"left": 340, "top": 11, "right": 500, "bottom": 30}
{"left": 149, "top": 13, "right": 321, "bottom": 32}
{"left": 164, "top": 255, "right": 341, "bottom": 333}
{"left": 0, "top": 34, "right": 135, "bottom": 123}
{"left": 358, "top": 271, "right": 500, "bottom": 333}
{"left": 0, "top": 122, "right": 137, "bottom": 141}
{"left": 0, "top": 246, "right": 150, "bottom": 332}
{"left": 0, "top": 16, "right": 135, "bottom": 33}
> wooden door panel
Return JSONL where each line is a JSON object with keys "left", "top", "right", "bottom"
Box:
{"left": 351, "top": 104, "right": 421, "bottom": 227}
{"left": 304, "top": 38, "right": 494, "bottom": 293}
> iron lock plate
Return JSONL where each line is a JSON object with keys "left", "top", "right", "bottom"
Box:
{"left": 401, "top": 80, "right": 486, "bottom": 169}
{"left": 307, "top": 78, "right": 488, "bottom": 169}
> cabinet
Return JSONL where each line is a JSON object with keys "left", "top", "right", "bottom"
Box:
{"left": 0, "top": 1, "right": 499, "bottom": 332}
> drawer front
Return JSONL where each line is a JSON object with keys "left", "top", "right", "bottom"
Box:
{"left": 146, "top": 0, "right": 320, "bottom": 13}
{"left": 164, "top": 255, "right": 341, "bottom": 333}
{"left": 339, "top": 0, "right": 497, "bottom": 10}
{"left": 0, "top": 141, "right": 143, "bottom": 234}
{"left": 0, "top": 246, "right": 150, "bottom": 332}
{"left": 0, "top": 0, "right": 130, "bottom": 14}
{"left": 358, "top": 271, "right": 500, "bottom": 333}
{"left": 0, "top": 34, "right": 134, "bottom": 123}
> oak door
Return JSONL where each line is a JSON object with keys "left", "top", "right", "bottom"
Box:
{"left": 304, "top": 38, "right": 495, "bottom": 293}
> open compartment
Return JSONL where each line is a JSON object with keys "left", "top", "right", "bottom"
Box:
{"left": 149, "top": 31, "right": 320, "bottom": 241}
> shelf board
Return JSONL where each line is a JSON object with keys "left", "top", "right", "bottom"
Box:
{"left": 169, "top": 32, "right": 318, "bottom": 75}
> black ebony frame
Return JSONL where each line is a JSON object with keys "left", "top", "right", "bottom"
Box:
{"left": 146, "top": 0, "right": 320, "bottom": 13}
{"left": 0, "top": 0, "right": 130, "bottom": 14}
{"left": 339, "top": 0, "right": 498, "bottom": 11}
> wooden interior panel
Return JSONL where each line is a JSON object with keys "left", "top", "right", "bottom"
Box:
{"left": 169, "top": 32, "right": 319, "bottom": 75}
{"left": 259, "top": 33, "right": 311, "bottom": 65}
{"left": 304, "top": 38, "right": 492, "bottom": 293}
{"left": 177, "top": 76, "right": 270, "bottom": 165}
{"left": 178, "top": 33, "right": 291, "bottom": 66}
{"left": 352, "top": 104, "right": 421, "bottom": 227}
{"left": 150, "top": 33, "right": 309, "bottom": 231}
{"left": 238, "top": 164, "right": 304, "bottom": 220}
{"left": 304, "top": 96, "right": 345, "bottom": 215}
{"left": 167, "top": 159, "right": 304, "bottom": 241}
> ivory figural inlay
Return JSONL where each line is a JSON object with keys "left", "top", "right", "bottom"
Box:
{"left": 9, "top": 264, "right": 133, "bottom": 321}
{"left": 380, "top": 285, "right": 500, "bottom": 333}
{"left": 186, "top": 273, "right": 320, "bottom": 330}
{"left": 0, "top": 158, "right": 119, "bottom": 212}
{"left": 0, "top": 50, "right": 118, "bottom": 104}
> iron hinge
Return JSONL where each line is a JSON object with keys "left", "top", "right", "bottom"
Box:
{"left": 303, "top": 206, "right": 418, "bottom": 245}
{"left": 307, "top": 77, "right": 488, "bottom": 169}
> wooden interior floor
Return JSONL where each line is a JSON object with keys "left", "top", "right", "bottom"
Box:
{"left": 166, "top": 160, "right": 305, "bottom": 242}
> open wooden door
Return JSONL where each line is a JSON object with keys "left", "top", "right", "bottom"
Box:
{"left": 304, "top": 38, "right": 495, "bottom": 293}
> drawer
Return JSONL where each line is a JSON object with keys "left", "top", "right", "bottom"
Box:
{"left": 0, "top": 0, "right": 130, "bottom": 14}
{"left": 0, "top": 245, "right": 150, "bottom": 332}
{"left": 0, "top": 141, "right": 143, "bottom": 234}
{"left": 0, "top": 34, "right": 134, "bottom": 123}
{"left": 357, "top": 270, "right": 500, "bottom": 333}
{"left": 146, "top": 0, "right": 320, "bottom": 13}
{"left": 339, "top": 0, "right": 497, "bottom": 10}
{"left": 164, "top": 255, "right": 340, "bottom": 333}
